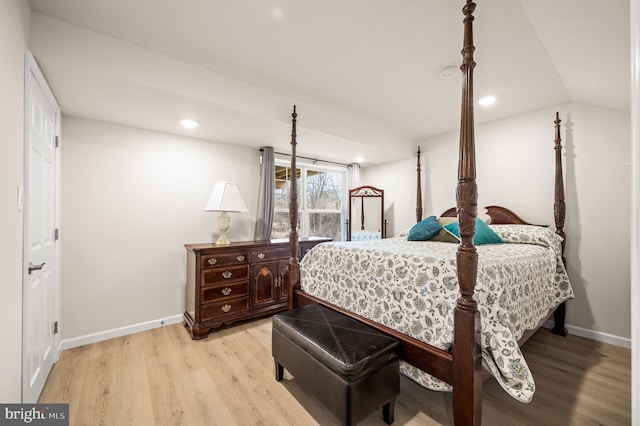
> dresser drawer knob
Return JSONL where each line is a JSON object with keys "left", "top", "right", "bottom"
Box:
{"left": 221, "top": 287, "right": 232, "bottom": 296}
{"left": 237, "top": 255, "right": 245, "bottom": 262}
{"left": 258, "top": 253, "right": 265, "bottom": 259}
{"left": 222, "top": 271, "right": 232, "bottom": 279}
{"left": 221, "top": 304, "right": 232, "bottom": 313}
{"left": 208, "top": 258, "right": 218, "bottom": 265}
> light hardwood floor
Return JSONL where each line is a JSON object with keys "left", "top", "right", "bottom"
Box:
{"left": 39, "top": 318, "right": 630, "bottom": 425}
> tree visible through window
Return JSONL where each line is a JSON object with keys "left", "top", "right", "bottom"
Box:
{"left": 271, "top": 162, "right": 345, "bottom": 242}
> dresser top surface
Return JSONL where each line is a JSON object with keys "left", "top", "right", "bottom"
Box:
{"left": 185, "top": 237, "right": 331, "bottom": 252}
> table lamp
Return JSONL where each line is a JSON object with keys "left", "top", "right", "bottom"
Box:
{"left": 204, "top": 182, "right": 248, "bottom": 246}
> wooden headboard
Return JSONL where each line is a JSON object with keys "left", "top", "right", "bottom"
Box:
{"left": 440, "top": 205, "right": 536, "bottom": 225}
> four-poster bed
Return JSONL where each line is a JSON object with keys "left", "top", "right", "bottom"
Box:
{"left": 284, "top": 2, "right": 573, "bottom": 424}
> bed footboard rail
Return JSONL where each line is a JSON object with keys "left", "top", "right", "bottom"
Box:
{"left": 294, "top": 290, "right": 455, "bottom": 383}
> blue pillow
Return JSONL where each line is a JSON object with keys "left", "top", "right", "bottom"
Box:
{"left": 408, "top": 216, "right": 442, "bottom": 241}
{"left": 444, "top": 218, "right": 504, "bottom": 245}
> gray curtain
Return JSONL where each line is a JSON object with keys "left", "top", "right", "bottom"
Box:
{"left": 347, "top": 163, "right": 360, "bottom": 190}
{"left": 254, "top": 147, "right": 275, "bottom": 240}
{"left": 344, "top": 163, "right": 360, "bottom": 240}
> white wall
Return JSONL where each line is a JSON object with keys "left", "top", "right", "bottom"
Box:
{"left": 363, "top": 103, "right": 631, "bottom": 341}
{"left": 362, "top": 157, "right": 420, "bottom": 237}
{"left": 0, "top": 0, "right": 31, "bottom": 403}
{"left": 60, "top": 117, "right": 260, "bottom": 339}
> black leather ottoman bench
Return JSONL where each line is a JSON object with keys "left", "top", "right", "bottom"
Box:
{"left": 272, "top": 303, "right": 400, "bottom": 425}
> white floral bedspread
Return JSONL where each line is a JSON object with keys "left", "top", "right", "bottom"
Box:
{"left": 300, "top": 224, "right": 574, "bottom": 402}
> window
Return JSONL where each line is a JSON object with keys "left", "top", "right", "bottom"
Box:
{"left": 272, "top": 160, "right": 345, "bottom": 242}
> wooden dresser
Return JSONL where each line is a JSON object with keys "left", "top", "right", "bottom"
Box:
{"left": 184, "top": 237, "right": 330, "bottom": 339}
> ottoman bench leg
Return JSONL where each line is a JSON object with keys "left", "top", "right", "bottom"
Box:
{"left": 383, "top": 398, "right": 395, "bottom": 425}
{"left": 275, "top": 360, "right": 284, "bottom": 381}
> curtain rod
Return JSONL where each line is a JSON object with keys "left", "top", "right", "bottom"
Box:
{"left": 261, "top": 148, "right": 351, "bottom": 167}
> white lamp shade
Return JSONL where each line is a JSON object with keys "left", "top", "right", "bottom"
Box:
{"left": 204, "top": 182, "right": 249, "bottom": 212}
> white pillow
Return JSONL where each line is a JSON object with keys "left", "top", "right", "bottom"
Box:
{"left": 397, "top": 227, "right": 411, "bottom": 238}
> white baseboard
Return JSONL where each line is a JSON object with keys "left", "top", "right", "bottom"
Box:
{"left": 59, "top": 315, "right": 630, "bottom": 351}
{"left": 542, "top": 320, "right": 631, "bottom": 349}
{"left": 60, "top": 314, "right": 184, "bottom": 350}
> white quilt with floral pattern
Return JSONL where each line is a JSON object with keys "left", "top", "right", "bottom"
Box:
{"left": 300, "top": 224, "right": 574, "bottom": 402}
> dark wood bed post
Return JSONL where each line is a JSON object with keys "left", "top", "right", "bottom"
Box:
{"left": 452, "top": 1, "right": 482, "bottom": 425}
{"left": 416, "top": 146, "right": 423, "bottom": 222}
{"left": 551, "top": 111, "right": 568, "bottom": 336}
{"left": 287, "top": 105, "right": 299, "bottom": 311}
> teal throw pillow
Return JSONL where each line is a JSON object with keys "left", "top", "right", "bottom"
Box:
{"left": 408, "top": 216, "right": 442, "bottom": 241}
{"left": 430, "top": 217, "right": 460, "bottom": 243}
{"left": 443, "top": 218, "right": 505, "bottom": 245}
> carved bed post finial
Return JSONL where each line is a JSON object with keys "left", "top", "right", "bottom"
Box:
{"left": 288, "top": 105, "right": 299, "bottom": 310}
{"left": 416, "top": 146, "right": 423, "bottom": 223}
{"left": 453, "top": 1, "right": 482, "bottom": 424}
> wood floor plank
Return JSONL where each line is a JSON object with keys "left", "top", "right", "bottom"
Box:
{"left": 110, "top": 332, "right": 154, "bottom": 425}
{"left": 39, "top": 318, "right": 631, "bottom": 425}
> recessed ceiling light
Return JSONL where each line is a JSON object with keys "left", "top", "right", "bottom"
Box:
{"left": 180, "top": 119, "right": 199, "bottom": 129}
{"left": 478, "top": 96, "right": 496, "bottom": 106}
{"left": 354, "top": 156, "right": 366, "bottom": 163}
{"left": 439, "top": 65, "right": 459, "bottom": 79}
{"left": 271, "top": 7, "right": 284, "bottom": 20}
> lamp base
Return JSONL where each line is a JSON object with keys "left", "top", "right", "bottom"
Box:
{"left": 215, "top": 211, "right": 231, "bottom": 246}
{"left": 215, "top": 232, "right": 231, "bottom": 246}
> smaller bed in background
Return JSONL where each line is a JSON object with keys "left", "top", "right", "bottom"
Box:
{"left": 347, "top": 185, "right": 387, "bottom": 241}
{"left": 350, "top": 230, "right": 381, "bottom": 241}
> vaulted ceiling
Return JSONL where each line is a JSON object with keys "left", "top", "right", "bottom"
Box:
{"left": 27, "top": 0, "right": 630, "bottom": 166}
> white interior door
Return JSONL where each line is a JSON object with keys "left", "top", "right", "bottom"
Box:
{"left": 23, "top": 52, "right": 60, "bottom": 403}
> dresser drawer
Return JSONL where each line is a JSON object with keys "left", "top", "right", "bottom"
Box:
{"left": 201, "top": 251, "right": 249, "bottom": 270}
{"left": 201, "top": 281, "right": 249, "bottom": 304}
{"left": 250, "top": 247, "right": 290, "bottom": 263}
{"left": 202, "top": 265, "right": 249, "bottom": 286}
{"left": 201, "top": 297, "right": 249, "bottom": 321}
